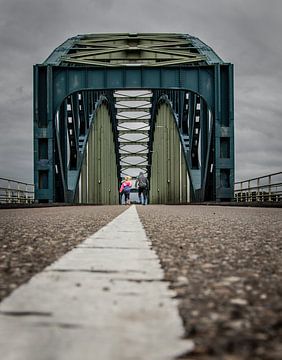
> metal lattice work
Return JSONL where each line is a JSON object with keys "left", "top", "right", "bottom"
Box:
{"left": 45, "top": 33, "right": 210, "bottom": 67}
{"left": 34, "top": 32, "right": 234, "bottom": 203}
{"left": 115, "top": 90, "right": 152, "bottom": 178}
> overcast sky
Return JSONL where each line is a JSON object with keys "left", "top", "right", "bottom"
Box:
{"left": 0, "top": 0, "right": 281, "bottom": 184}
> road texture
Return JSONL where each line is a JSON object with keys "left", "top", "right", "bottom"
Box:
{"left": 0, "top": 206, "right": 192, "bottom": 360}
{"left": 0, "top": 204, "right": 281, "bottom": 359}
{"left": 0, "top": 206, "right": 125, "bottom": 301}
{"left": 137, "top": 205, "right": 282, "bottom": 360}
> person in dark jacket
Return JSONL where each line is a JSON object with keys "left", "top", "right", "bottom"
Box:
{"left": 135, "top": 172, "right": 149, "bottom": 205}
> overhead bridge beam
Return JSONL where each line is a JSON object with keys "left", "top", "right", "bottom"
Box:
{"left": 115, "top": 97, "right": 152, "bottom": 102}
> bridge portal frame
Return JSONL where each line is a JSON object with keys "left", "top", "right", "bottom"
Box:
{"left": 34, "top": 47, "right": 234, "bottom": 203}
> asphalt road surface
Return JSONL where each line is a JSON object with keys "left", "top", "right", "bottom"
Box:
{"left": 0, "top": 206, "right": 125, "bottom": 301}
{"left": 137, "top": 205, "right": 282, "bottom": 360}
{"left": 0, "top": 204, "right": 281, "bottom": 359}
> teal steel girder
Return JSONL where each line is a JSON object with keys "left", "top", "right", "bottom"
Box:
{"left": 34, "top": 56, "right": 234, "bottom": 203}
{"left": 43, "top": 33, "right": 224, "bottom": 67}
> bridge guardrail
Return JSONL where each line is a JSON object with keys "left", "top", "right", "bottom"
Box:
{"left": 234, "top": 171, "right": 282, "bottom": 202}
{"left": 0, "top": 177, "right": 34, "bottom": 204}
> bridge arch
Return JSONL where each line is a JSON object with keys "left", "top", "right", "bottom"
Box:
{"left": 34, "top": 33, "right": 234, "bottom": 203}
{"left": 52, "top": 91, "right": 119, "bottom": 204}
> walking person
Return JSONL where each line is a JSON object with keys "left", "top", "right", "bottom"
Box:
{"left": 119, "top": 176, "right": 132, "bottom": 205}
{"left": 135, "top": 172, "right": 149, "bottom": 205}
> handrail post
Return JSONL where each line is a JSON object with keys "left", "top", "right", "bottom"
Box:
{"left": 8, "top": 181, "right": 11, "bottom": 203}
{"left": 256, "top": 177, "right": 260, "bottom": 202}
{"left": 25, "top": 184, "right": 28, "bottom": 204}
{"left": 17, "top": 182, "right": 20, "bottom": 203}
{"left": 268, "top": 175, "right": 272, "bottom": 202}
{"left": 5, "top": 188, "right": 8, "bottom": 203}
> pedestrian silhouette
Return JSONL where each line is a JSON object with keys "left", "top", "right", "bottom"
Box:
{"left": 135, "top": 172, "right": 149, "bottom": 205}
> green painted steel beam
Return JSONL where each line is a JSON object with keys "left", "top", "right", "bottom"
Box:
{"left": 120, "top": 150, "right": 148, "bottom": 155}
{"left": 121, "top": 165, "right": 148, "bottom": 170}
{"left": 119, "top": 130, "right": 149, "bottom": 135}
{"left": 43, "top": 33, "right": 218, "bottom": 67}
{"left": 115, "top": 97, "right": 152, "bottom": 102}
{"left": 119, "top": 141, "right": 148, "bottom": 145}
{"left": 120, "top": 154, "right": 147, "bottom": 159}
{"left": 150, "top": 101, "right": 190, "bottom": 204}
{"left": 116, "top": 108, "right": 150, "bottom": 113}
{"left": 79, "top": 103, "right": 119, "bottom": 204}
{"left": 47, "top": 66, "right": 218, "bottom": 113}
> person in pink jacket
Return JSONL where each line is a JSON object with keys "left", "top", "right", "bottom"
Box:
{"left": 119, "top": 176, "right": 132, "bottom": 205}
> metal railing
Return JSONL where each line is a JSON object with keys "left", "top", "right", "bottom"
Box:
{"left": 234, "top": 171, "right": 282, "bottom": 202}
{"left": 0, "top": 177, "right": 34, "bottom": 204}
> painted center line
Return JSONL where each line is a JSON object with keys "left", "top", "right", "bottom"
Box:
{"left": 0, "top": 205, "right": 194, "bottom": 360}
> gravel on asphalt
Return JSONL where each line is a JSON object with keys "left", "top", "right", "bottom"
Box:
{"left": 0, "top": 205, "right": 125, "bottom": 301}
{"left": 137, "top": 205, "right": 282, "bottom": 360}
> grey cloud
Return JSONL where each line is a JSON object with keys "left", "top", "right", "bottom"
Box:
{"left": 0, "top": 0, "right": 281, "bottom": 183}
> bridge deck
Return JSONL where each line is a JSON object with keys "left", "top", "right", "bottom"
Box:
{"left": 0, "top": 205, "right": 281, "bottom": 359}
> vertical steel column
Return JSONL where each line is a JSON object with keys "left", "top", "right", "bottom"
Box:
{"left": 229, "top": 64, "right": 235, "bottom": 199}
{"left": 214, "top": 64, "right": 235, "bottom": 201}
{"left": 54, "top": 102, "right": 67, "bottom": 202}
{"left": 81, "top": 147, "right": 88, "bottom": 203}
{"left": 214, "top": 64, "right": 221, "bottom": 201}
{"left": 200, "top": 99, "right": 208, "bottom": 195}
{"left": 33, "top": 67, "right": 38, "bottom": 201}
{"left": 34, "top": 65, "right": 54, "bottom": 203}
{"left": 46, "top": 66, "right": 54, "bottom": 202}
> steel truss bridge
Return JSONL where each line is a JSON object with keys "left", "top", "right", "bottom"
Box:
{"left": 34, "top": 33, "right": 234, "bottom": 204}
